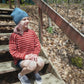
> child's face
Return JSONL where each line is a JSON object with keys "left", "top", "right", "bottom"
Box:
{"left": 20, "top": 17, "right": 29, "bottom": 30}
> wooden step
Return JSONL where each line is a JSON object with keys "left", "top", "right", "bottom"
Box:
{"left": 0, "top": 8, "right": 13, "bottom": 12}
{"left": 0, "top": 27, "right": 13, "bottom": 33}
{"left": 0, "top": 45, "right": 9, "bottom": 53}
{"left": 12, "top": 73, "right": 65, "bottom": 84}
{"left": 0, "top": 33, "right": 11, "bottom": 36}
{"left": 0, "top": 33, "right": 11, "bottom": 39}
{"left": 12, "top": 82, "right": 20, "bottom": 84}
{"left": 0, "top": 33, "right": 11, "bottom": 45}
{"left": 0, "top": 45, "right": 49, "bottom": 62}
{"left": 0, "top": 57, "right": 49, "bottom": 74}
{"left": 0, "top": 45, "right": 49, "bottom": 74}
{"left": 0, "top": 14, "right": 12, "bottom": 18}
{"left": 0, "top": 33, "right": 11, "bottom": 38}
{"left": 38, "top": 73, "right": 65, "bottom": 84}
{"left": 0, "top": 61, "right": 19, "bottom": 74}
{"left": 0, "top": 23, "right": 16, "bottom": 27}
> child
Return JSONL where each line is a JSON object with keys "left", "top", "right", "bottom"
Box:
{"left": 9, "top": 8, "right": 44, "bottom": 84}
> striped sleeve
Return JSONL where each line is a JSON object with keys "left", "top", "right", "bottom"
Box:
{"left": 33, "top": 31, "right": 41, "bottom": 55}
{"left": 9, "top": 33, "right": 25, "bottom": 59}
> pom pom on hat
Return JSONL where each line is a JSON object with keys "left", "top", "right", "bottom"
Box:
{"left": 11, "top": 8, "right": 29, "bottom": 25}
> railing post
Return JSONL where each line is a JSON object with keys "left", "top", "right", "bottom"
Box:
{"left": 15, "top": 0, "right": 20, "bottom": 8}
{"left": 9, "top": 0, "right": 20, "bottom": 8}
{"left": 46, "top": 0, "right": 52, "bottom": 27}
{"left": 38, "top": 7, "right": 43, "bottom": 45}
{"left": 9, "top": 0, "right": 12, "bottom": 8}
{"left": 17, "top": 0, "right": 20, "bottom": 8}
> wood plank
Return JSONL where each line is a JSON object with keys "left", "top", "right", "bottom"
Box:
{"left": 0, "top": 23, "right": 16, "bottom": 27}
{"left": 0, "top": 33, "right": 11, "bottom": 36}
{"left": 12, "top": 73, "right": 65, "bottom": 84}
{"left": 40, "top": 73, "right": 65, "bottom": 84}
{"left": 0, "top": 57, "right": 49, "bottom": 74}
{"left": 0, "top": 8, "right": 13, "bottom": 11}
{"left": 38, "top": 7, "right": 43, "bottom": 44}
{"left": 30, "top": 73, "right": 65, "bottom": 84}
{"left": 0, "top": 15, "right": 12, "bottom": 18}
{"left": 0, "top": 45, "right": 49, "bottom": 64}
{"left": 0, "top": 61, "right": 19, "bottom": 74}
{"left": 32, "top": 0, "right": 84, "bottom": 51}
{"left": 0, "top": 33, "right": 11, "bottom": 45}
{"left": 0, "top": 45, "right": 49, "bottom": 74}
{"left": 0, "top": 45, "right": 9, "bottom": 53}
{"left": 0, "top": 33, "right": 11, "bottom": 41}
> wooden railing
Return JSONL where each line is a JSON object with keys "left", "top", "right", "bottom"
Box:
{"left": 9, "top": 0, "right": 20, "bottom": 8}
{"left": 32, "top": 0, "right": 84, "bottom": 51}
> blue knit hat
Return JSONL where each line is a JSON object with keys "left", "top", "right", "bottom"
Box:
{"left": 11, "top": 8, "right": 29, "bottom": 25}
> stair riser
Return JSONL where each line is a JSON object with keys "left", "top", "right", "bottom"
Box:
{"left": 0, "top": 51, "right": 13, "bottom": 61}
{"left": 0, "top": 12, "right": 12, "bottom": 15}
{"left": 0, "top": 16, "right": 12, "bottom": 21}
{"left": 0, "top": 71, "right": 20, "bottom": 84}
{"left": 0, "top": 40, "right": 9, "bottom": 45}
{"left": 0, "top": 25, "right": 15, "bottom": 27}
{"left": 0, "top": 29, "right": 13, "bottom": 33}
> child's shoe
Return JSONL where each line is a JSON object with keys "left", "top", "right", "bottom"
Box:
{"left": 34, "top": 73, "right": 42, "bottom": 84}
{"left": 18, "top": 73, "right": 31, "bottom": 84}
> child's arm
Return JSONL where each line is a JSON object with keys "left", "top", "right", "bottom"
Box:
{"left": 9, "top": 33, "right": 25, "bottom": 59}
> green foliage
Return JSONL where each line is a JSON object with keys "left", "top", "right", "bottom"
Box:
{"left": 71, "top": 57, "right": 83, "bottom": 68}
{"left": 6, "top": 0, "right": 34, "bottom": 5}
{"left": 47, "top": 27, "right": 53, "bottom": 33}
{"left": 7, "top": 0, "right": 14, "bottom": 4}
{"left": 56, "top": 0, "right": 61, "bottom": 4}
{"left": 22, "top": 0, "right": 24, "bottom": 3}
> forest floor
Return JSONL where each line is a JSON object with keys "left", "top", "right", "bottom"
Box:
{"left": 23, "top": 4, "right": 84, "bottom": 84}
{"left": 0, "top": 3, "right": 84, "bottom": 84}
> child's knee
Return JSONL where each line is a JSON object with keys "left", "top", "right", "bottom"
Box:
{"left": 37, "top": 57, "right": 44, "bottom": 67}
{"left": 27, "top": 61, "right": 37, "bottom": 71}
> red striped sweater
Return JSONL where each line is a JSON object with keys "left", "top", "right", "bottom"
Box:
{"left": 9, "top": 29, "right": 41, "bottom": 65}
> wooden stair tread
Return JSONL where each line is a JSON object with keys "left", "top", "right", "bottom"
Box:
{"left": 0, "top": 33, "right": 11, "bottom": 40}
{"left": 0, "top": 15, "right": 12, "bottom": 18}
{"left": 0, "top": 34, "right": 11, "bottom": 45}
{"left": 0, "top": 45, "right": 49, "bottom": 65}
{"left": 12, "top": 82, "right": 20, "bottom": 84}
{"left": 0, "top": 61, "right": 19, "bottom": 74}
{"left": 0, "top": 45, "right": 9, "bottom": 52}
{"left": 0, "top": 57, "right": 49, "bottom": 74}
{"left": 40, "top": 73, "right": 65, "bottom": 84}
{"left": 0, "top": 33, "right": 11, "bottom": 36}
{"left": 0, "top": 23, "right": 16, "bottom": 27}
{"left": 0, "top": 45, "right": 49, "bottom": 62}
{"left": 12, "top": 73, "right": 65, "bottom": 84}
{"left": 0, "top": 8, "right": 13, "bottom": 11}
